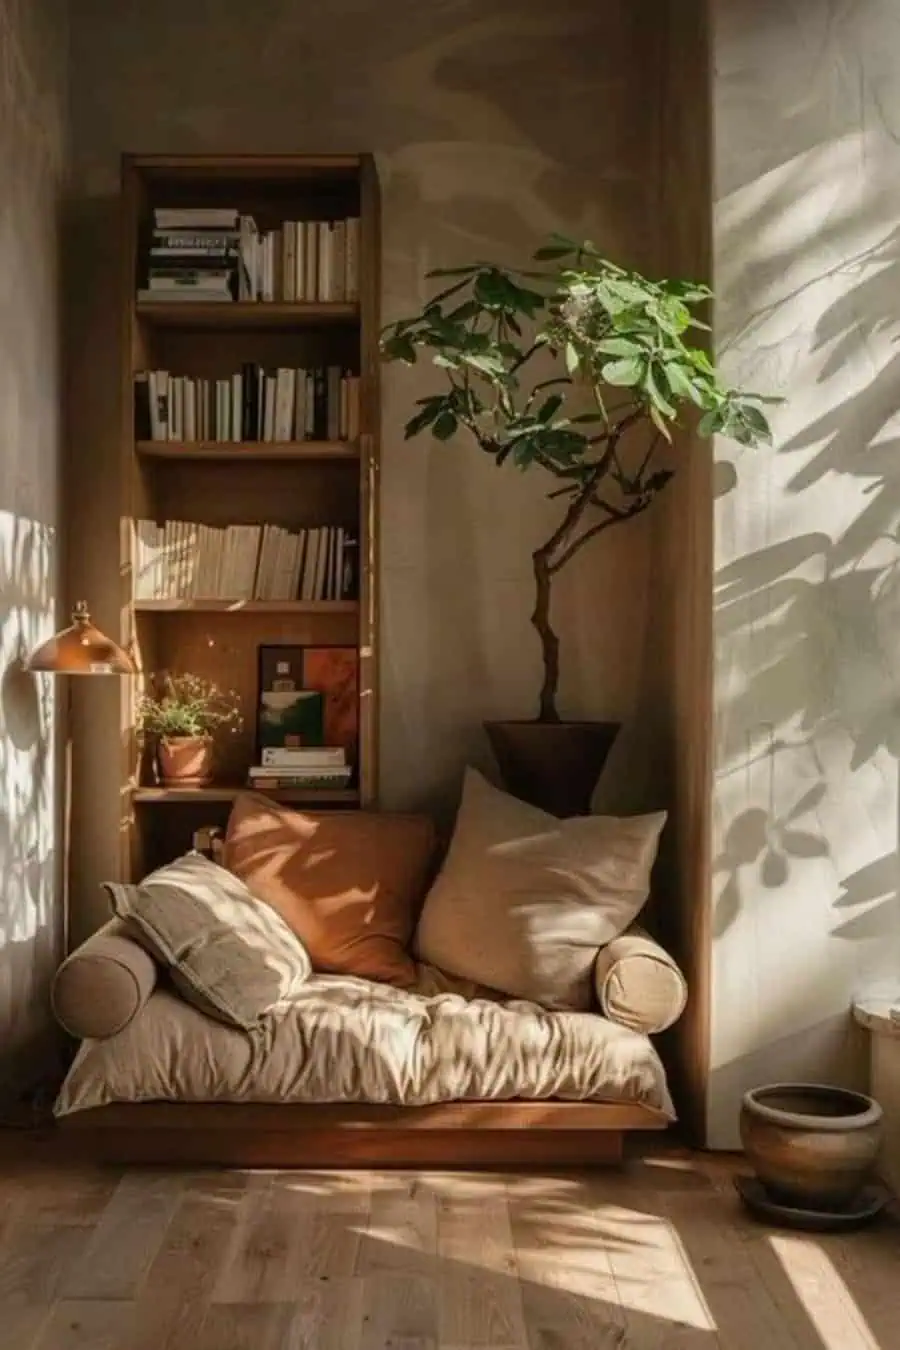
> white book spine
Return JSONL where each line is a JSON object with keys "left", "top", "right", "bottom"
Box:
{"left": 304, "top": 223, "right": 318, "bottom": 301}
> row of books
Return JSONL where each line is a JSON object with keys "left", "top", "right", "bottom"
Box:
{"left": 138, "top": 207, "right": 359, "bottom": 304}
{"left": 135, "top": 366, "right": 360, "bottom": 444}
{"left": 248, "top": 746, "right": 352, "bottom": 791}
{"left": 133, "top": 520, "right": 358, "bottom": 602}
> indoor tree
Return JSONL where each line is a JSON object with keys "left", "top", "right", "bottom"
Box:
{"left": 381, "top": 236, "right": 776, "bottom": 724}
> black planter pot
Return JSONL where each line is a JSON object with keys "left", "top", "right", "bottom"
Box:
{"left": 484, "top": 719, "right": 620, "bottom": 818}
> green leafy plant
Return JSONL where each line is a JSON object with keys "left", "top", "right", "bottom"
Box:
{"left": 381, "top": 235, "right": 777, "bottom": 721}
{"left": 135, "top": 672, "right": 242, "bottom": 740}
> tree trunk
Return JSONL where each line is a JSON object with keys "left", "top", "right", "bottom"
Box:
{"left": 532, "top": 546, "right": 560, "bottom": 722}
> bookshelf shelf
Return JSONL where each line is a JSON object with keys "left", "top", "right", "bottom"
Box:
{"left": 120, "top": 152, "right": 380, "bottom": 879}
{"left": 136, "top": 440, "right": 359, "bottom": 462}
{"left": 134, "top": 599, "right": 359, "bottom": 614}
{"left": 133, "top": 785, "right": 360, "bottom": 806}
{"left": 136, "top": 301, "right": 359, "bottom": 330}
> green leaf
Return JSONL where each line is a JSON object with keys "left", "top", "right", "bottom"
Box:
{"left": 432, "top": 411, "right": 459, "bottom": 441}
{"left": 697, "top": 409, "right": 720, "bottom": 437}
{"left": 463, "top": 352, "right": 508, "bottom": 378}
{"left": 381, "top": 333, "right": 417, "bottom": 364}
{"left": 444, "top": 300, "right": 480, "bottom": 323}
{"left": 534, "top": 244, "right": 574, "bottom": 261}
{"left": 601, "top": 356, "right": 644, "bottom": 387}
{"left": 738, "top": 403, "right": 773, "bottom": 441}
{"left": 664, "top": 361, "right": 702, "bottom": 404}
{"left": 649, "top": 403, "right": 672, "bottom": 442}
{"left": 426, "top": 265, "right": 481, "bottom": 277}
{"left": 537, "top": 394, "right": 564, "bottom": 423}
{"left": 404, "top": 404, "right": 441, "bottom": 438}
{"left": 565, "top": 342, "right": 581, "bottom": 375}
{"left": 594, "top": 336, "right": 644, "bottom": 358}
{"left": 646, "top": 363, "right": 676, "bottom": 418}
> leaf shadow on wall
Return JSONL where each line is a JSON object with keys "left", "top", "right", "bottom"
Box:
{"left": 0, "top": 511, "right": 61, "bottom": 1090}
{"left": 713, "top": 226, "right": 900, "bottom": 943}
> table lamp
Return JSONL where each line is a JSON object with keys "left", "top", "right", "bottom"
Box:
{"left": 26, "top": 602, "right": 135, "bottom": 953}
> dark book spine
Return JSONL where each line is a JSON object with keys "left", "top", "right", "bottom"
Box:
{"left": 241, "top": 362, "right": 256, "bottom": 441}
{"left": 313, "top": 368, "right": 328, "bottom": 440}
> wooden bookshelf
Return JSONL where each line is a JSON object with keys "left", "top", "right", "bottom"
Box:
{"left": 120, "top": 153, "right": 380, "bottom": 879}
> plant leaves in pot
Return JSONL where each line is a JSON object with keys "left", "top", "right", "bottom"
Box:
{"left": 135, "top": 672, "right": 242, "bottom": 788}
{"left": 380, "top": 237, "right": 778, "bottom": 816}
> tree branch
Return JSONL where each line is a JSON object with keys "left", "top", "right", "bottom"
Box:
{"left": 548, "top": 499, "right": 650, "bottom": 574}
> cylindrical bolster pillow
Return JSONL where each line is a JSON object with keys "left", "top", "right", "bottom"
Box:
{"left": 51, "top": 918, "right": 158, "bottom": 1039}
{"left": 593, "top": 926, "right": 687, "bottom": 1035}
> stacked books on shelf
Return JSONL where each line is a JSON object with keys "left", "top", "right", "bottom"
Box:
{"left": 138, "top": 207, "right": 247, "bottom": 302}
{"left": 135, "top": 365, "right": 360, "bottom": 443}
{"left": 133, "top": 520, "right": 358, "bottom": 601}
{"left": 138, "top": 207, "right": 360, "bottom": 303}
{"left": 247, "top": 746, "right": 352, "bottom": 792}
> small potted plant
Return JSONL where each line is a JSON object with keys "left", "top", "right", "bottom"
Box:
{"left": 136, "top": 671, "right": 242, "bottom": 787}
{"left": 381, "top": 235, "right": 777, "bottom": 814}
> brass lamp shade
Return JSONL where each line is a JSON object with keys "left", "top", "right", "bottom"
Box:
{"left": 26, "top": 602, "right": 135, "bottom": 676}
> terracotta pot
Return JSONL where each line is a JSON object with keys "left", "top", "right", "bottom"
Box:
{"left": 484, "top": 719, "right": 620, "bottom": 818}
{"left": 157, "top": 736, "right": 213, "bottom": 787}
{"left": 741, "top": 1083, "right": 883, "bottom": 1211}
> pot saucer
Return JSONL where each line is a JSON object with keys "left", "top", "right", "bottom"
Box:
{"left": 735, "top": 1174, "right": 890, "bottom": 1232}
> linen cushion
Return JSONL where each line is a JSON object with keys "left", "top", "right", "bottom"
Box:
{"left": 223, "top": 792, "right": 436, "bottom": 988}
{"left": 51, "top": 918, "right": 158, "bottom": 1040}
{"left": 593, "top": 926, "right": 687, "bottom": 1034}
{"left": 415, "top": 767, "right": 666, "bottom": 1010}
{"left": 54, "top": 977, "right": 675, "bottom": 1119}
{"left": 104, "top": 851, "right": 312, "bottom": 1030}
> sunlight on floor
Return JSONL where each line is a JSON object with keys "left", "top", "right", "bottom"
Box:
{"left": 771, "top": 1233, "right": 881, "bottom": 1350}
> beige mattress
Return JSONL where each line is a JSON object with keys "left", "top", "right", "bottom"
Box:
{"left": 54, "top": 970, "right": 675, "bottom": 1118}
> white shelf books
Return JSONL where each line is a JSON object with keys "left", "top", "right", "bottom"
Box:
{"left": 135, "top": 366, "right": 360, "bottom": 443}
{"left": 133, "top": 519, "right": 358, "bottom": 602}
{"left": 137, "top": 207, "right": 360, "bottom": 304}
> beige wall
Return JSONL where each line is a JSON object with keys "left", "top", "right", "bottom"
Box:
{"left": 67, "top": 0, "right": 667, "bottom": 935}
{"left": 0, "top": 0, "right": 68, "bottom": 1095}
{"left": 708, "top": 0, "right": 900, "bottom": 1146}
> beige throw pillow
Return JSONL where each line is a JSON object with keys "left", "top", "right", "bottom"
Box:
{"left": 415, "top": 768, "right": 666, "bottom": 1011}
{"left": 105, "top": 851, "right": 311, "bottom": 1030}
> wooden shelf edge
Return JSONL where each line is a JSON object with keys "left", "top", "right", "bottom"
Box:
{"left": 136, "top": 440, "right": 359, "bottom": 462}
{"left": 129, "top": 152, "right": 362, "bottom": 175}
{"left": 135, "top": 300, "right": 359, "bottom": 329}
{"left": 132, "top": 785, "right": 359, "bottom": 805}
{"left": 133, "top": 599, "right": 358, "bottom": 614}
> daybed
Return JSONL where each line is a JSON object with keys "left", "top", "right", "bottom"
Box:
{"left": 52, "top": 770, "right": 686, "bottom": 1167}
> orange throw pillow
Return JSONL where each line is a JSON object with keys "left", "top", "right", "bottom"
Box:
{"left": 223, "top": 792, "right": 436, "bottom": 988}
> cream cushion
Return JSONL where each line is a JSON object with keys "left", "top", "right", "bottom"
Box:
{"left": 51, "top": 919, "right": 158, "bottom": 1039}
{"left": 105, "top": 851, "right": 312, "bottom": 1031}
{"left": 415, "top": 768, "right": 666, "bottom": 1011}
{"left": 54, "top": 973, "right": 675, "bottom": 1119}
{"left": 593, "top": 926, "right": 687, "bottom": 1034}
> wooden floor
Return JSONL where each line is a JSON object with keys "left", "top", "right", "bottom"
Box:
{"left": 0, "top": 1146, "right": 898, "bottom": 1348}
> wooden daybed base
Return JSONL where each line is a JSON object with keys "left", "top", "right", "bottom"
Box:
{"left": 59, "top": 1100, "right": 670, "bottom": 1168}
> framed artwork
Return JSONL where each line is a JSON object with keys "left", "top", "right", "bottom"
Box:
{"left": 256, "top": 644, "right": 359, "bottom": 762}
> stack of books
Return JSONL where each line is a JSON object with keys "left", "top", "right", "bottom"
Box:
{"left": 138, "top": 207, "right": 250, "bottom": 302}
{"left": 135, "top": 365, "right": 360, "bottom": 443}
{"left": 138, "top": 209, "right": 360, "bottom": 304}
{"left": 248, "top": 746, "right": 352, "bottom": 792}
{"left": 133, "top": 519, "right": 358, "bottom": 603}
